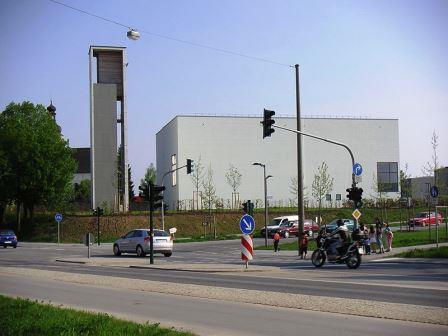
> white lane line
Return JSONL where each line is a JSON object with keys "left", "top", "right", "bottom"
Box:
{"left": 370, "top": 258, "right": 404, "bottom": 262}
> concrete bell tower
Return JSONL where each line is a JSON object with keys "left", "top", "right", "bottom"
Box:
{"left": 89, "top": 46, "right": 129, "bottom": 212}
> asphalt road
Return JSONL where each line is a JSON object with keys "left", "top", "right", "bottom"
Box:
{"left": 1, "top": 273, "right": 447, "bottom": 336}
{"left": 1, "top": 240, "right": 447, "bottom": 308}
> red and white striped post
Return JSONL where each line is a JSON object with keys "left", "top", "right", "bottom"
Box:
{"left": 241, "top": 234, "right": 254, "bottom": 269}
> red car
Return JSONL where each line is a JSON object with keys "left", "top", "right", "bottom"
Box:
{"left": 278, "top": 219, "right": 319, "bottom": 238}
{"left": 409, "top": 212, "right": 443, "bottom": 227}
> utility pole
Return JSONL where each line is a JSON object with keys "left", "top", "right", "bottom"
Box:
{"left": 295, "top": 64, "right": 305, "bottom": 256}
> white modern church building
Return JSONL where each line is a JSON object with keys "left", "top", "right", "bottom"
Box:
{"left": 156, "top": 115, "right": 400, "bottom": 210}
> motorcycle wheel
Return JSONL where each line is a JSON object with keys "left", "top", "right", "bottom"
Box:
{"left": 345, "top": 252, "right": 361, "bottom": 269}
{"left": 311, "top": 250, "right": 326, "bottom": 267}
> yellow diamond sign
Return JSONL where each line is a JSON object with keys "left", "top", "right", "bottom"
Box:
{"left": 352, "top": 209, "right": 362, "bottom": 220}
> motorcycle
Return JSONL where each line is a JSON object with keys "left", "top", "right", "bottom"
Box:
{"left": 311, "top": 234, "right": 363, "bottom": 269}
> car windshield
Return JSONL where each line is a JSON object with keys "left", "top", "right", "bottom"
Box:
{"left": 280, "top": 222, "right": 293, "bottom": 228}
{"left": 417, "top": 213, "right": 428, "bottom": 218}
{"left": 153, "top": 230, "right": 169, "bottom": 237}
{"left": 269, "top": 219, "right": 283, "bottom": 226}
{"left": 0, "top": 230, "right": 14, "bottom": 236}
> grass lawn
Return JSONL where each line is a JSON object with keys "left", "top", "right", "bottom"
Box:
{"left": 0, "top": 295, "right": 195, "bottom": 336}
{"left": 393, "top": 246, "right": 448, "bottom": 258}
{"left": 255, "top": 228, "right": 448, "bottom": 251}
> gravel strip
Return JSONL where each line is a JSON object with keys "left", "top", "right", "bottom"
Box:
{"left": 2, "top": 267, "right": 447, "bottom": 325}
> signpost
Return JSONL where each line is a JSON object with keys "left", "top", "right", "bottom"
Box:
{"left": 55, "top": 213, "right": 63, "bottom": 245}
{"left": 352, "top": 209, "right": 362, "bottom": 221}
{"left": 239, "top": 215, "right": 255, "bottom": 269}
{"left": 430, "top": 186, "right": 439, "bottom": 198}
{"left": 83, "top": 233, "right": 94, "bottom": 258}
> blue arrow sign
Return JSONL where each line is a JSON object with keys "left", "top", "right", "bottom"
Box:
{"left": 55, "top": 213, "right": 63, "bottom": 222}
{"left": 239, "top": 214, "right": 255, "bottom": 235}
{"left": 353, "top": 163, "right": 363, "bottom": 176}
{"left": 430, "top": 186, "right": 439, "bottom": 198}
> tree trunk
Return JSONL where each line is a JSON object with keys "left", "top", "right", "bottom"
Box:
{"left": 0, "top": 203, "right": 5, "bottom": 226}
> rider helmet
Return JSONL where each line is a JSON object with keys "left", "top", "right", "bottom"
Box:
{"left": 337, "top": 219, "right": 344, "bottom": 227}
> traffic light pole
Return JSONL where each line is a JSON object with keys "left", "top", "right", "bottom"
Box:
{"left": 272, "top": 124, "right": 356, "bottom": 187}
{"left": 272, "top": 123, "right": 358, "bottom": 230}
{"left": 160, "top": 163, "right": 189, "bottom": 231}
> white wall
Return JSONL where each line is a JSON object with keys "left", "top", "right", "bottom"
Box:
{"left": 156, "top": 116, "right": 399, "bottom": 208}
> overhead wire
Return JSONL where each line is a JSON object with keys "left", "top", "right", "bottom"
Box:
{"left": 48, "top": 0, "right": 293, "bottom": 68}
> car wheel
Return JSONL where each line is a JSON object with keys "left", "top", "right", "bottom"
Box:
{"left": 3, "top": 245, "right": 6, "bottom": 248}
{"left": 164, "top": 252, "right": 172, "bottom": 257}
{"left": 283, "top": 231, "right": 290, "bottom": 238}
{"left": 13, "top": 245, "right": 17, "bottom": 248}
{"left": 113, "top": 244, "right": 121, "bottom": 256}
{"left": 136, "top": 245, "right": 146, "bottom": 257}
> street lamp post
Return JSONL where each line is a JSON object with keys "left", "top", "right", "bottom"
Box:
{"left": 253, "top": 162, "right": 270, "bottom": 247}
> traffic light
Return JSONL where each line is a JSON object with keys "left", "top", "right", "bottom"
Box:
{"left": 242, "top": 201, "right": 248, "bottom": 213}
{"left": 352, "top": 187, "right": 363, "bottom": 208}
{"left": 248, "top": 200, "right": 254, "bottom": 216}
{"left": 93, "top": 207, "right": 104, "bottom": 216}
{"left": 262, "top": 109, "right": 275, "bottom": 138}
{"left": 150, "top": 182, "right": 165, "bottom": 210}
{"left": 186, "top": 159, "right": 193, "bottom": 174}
{"left": 346, "top": 187, "right": 354, "bottom": 201}
{"left": 139, "top": 183, "right": 150, "bottom": 201}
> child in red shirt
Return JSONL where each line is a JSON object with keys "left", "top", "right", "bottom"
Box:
{"left": 299, "top": 232, "right": 309, "bottom": 259}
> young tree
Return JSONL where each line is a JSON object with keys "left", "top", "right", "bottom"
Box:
{"left": 128, "top": 165, "right": 135, "bottom": 201}
{"left": 421, "top": 130, "right": 439, "bottom": 182}
{"left": 225, "top": 163, "right": 242, "bottom": 208}
{"left": 201, "top": 164, "right": 217, "bottom": 214}
{"left": 0, "top": 102, "right": 77, "bottom": 230}
{"left": 289, "top": 176, "right": 309, "bottom": 207}
{"left": 191, "top": 156, "right": 204, "bottom": 210}
{"left": 311, "top": 162, "right": 334, "bottom": 225}
{"left": 400, "top": 163, "right": 412, "bottom": 198}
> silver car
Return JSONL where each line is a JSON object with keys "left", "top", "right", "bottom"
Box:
{"left": 113, "top": 229, "right": 173, "bottom": 257}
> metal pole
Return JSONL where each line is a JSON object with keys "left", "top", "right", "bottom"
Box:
{"left": 295, "top": 64, "right": 305, "bottom": 256}
{"left": 57, "top": 220, "right": 60, "bottom": 246}
{"left": 263, "top": 165, "right": 268, "bottom": 247}
{"left": 97, "top": 210, "right": 100, "bottom": 246}
{"left": 149, "top": 204, "right": 154, "bottom": 264}
{"left": 161, "top": 200, "right": 165, "bottom": 231}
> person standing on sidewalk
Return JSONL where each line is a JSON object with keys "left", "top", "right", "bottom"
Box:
{"left": 273, "top": 232, "right": 281, "bottom": 252}
{"left": 375, "top": 217, "right": 385, "bottom": 254}
{"left": 299, "top": 232, "right": 308, "bottom": 259}
{"left": 384, "top": 223, "right": 394, "bottom": 252}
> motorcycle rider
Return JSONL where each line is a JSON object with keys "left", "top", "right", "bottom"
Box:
{"left": 328, "top": 219, "right": 349, "bottom": 258}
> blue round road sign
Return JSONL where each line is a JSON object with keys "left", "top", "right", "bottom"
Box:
{"left": 239, "top": 214, "right": 255, "bottom": 235}
{"left": 430, "top": 186, "right": 439, "bottom": 198}
{"left": 55, "top": 213, "right": 63, "bottom": 222}
{"left": 353, "top": 163, "right": 363, "bottom": 176}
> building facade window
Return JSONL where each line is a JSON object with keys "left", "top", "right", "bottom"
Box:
{"left": 171, "top": 154, "right": 177, "bottom": 187}
{"left": 325, "top": 194, "right": 331, "bottom": 201}
{"left": 377, "top": 162, "right": 398, "bottom": 192}
{"left": 336, "top": 194, "right": 341, "bottom": 201}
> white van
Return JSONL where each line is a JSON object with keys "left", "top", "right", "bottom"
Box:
{"left": 259, "top": 215, "right": 298, "bottom": 238}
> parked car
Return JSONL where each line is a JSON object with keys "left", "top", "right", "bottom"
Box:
{"left": 324, "top": 219, "right": 355, "bottom": 233}
{"left": 408, "top": 212, "right": 443, "bottom": 227}
{"left": 278, "top": 219, "right": 319, "bottom": 238}
{"left": 0, "top": 230, "right": 18, "bottom": 248}
{"left": 260, "top": 216, "right": 297, "bottom": 238}
{"left": 113, "top": 229, "right": 173, "bottom": 257}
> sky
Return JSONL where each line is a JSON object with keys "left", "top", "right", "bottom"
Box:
{"left": 1, "top": 0, "right": 447, "bottom": 186}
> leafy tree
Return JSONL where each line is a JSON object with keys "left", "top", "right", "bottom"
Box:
{"left": 73, "top": 179, "right": 91, "bottom": 203}
{"left": 141, "top": 163, "right": 156, "bottom": 186}
{"left": 128, "top": 165, "right": 135, "bottom": 200}
{"left": 0, "top": 102, "right": 77, "bottom": 230}
{"left": 311, "top": 162, "right": 334, "bottom": 225}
